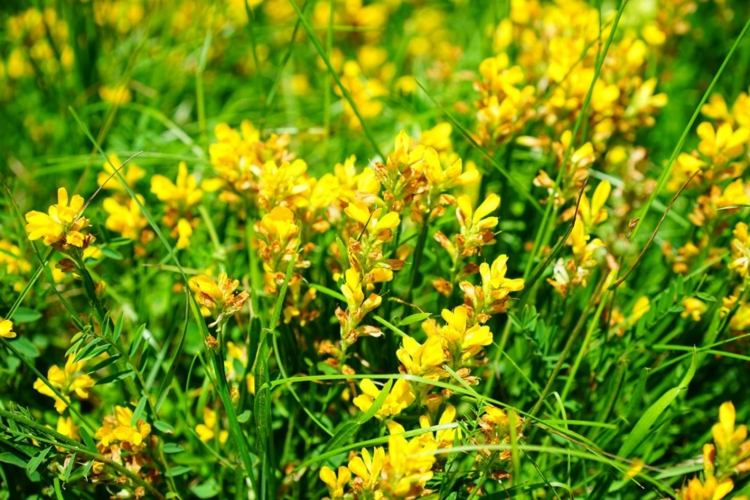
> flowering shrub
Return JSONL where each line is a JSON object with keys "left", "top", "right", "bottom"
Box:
{"left": 1, "top": 0, "right": 750, "bottom": 498}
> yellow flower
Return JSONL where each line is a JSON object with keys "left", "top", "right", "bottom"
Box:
{"left": 33, "top": 356, "right": 95, "bottom": 413}
{"left": 716, "top": 179, "right": 750, "bottom": 209}
{"left": 319, "top": 466, "right": 350, "bottom": 499}
{"left": 579, "top": 180, "right": 611, "bottom": 230}
{"left": 195, "top": 407, "right": 228, "bottom": 444}
{"left": 457, "top": 193, "right": 500, "bottom": 232}
{"left": 97, "top": 154, "right": 145, "bottom": 191}
{"left": 352, "top": 379, "right": 415, "bottom": 419}
{"left": 384, "top": 422, "right": 437, "bottom": 497}
{"left": 345, "top": 202, "right": 401, "bottom": 239}
{"left": 176, "top": 218, "right": 193, "bottom": 249}
{"left": 396, "top": 335, "right": 445, "bottom": 379}
{"left": 677, "top": 476, "right": 733, "bottom": 500}
{"left": 438, "top": 193, "right": 501, "bottom": 260}
{"left": 712, "top": 402, "right": 747, "bottom": 456}
{"left": 697, "top": 122, "right": 749, "bottom": 165}
{"left": 348, "top": 447, "right": 385, "bottom": 491}
{"left": 95, "top": 405, "right": 151, "bottom": 450}
{"left": 419, "top": 404, "right": 459, "bottom": 449}
{"left": 0, "top": 240, "right": 32, "bottom": 275}
{"left": 56, "top": 416, "right": 79, "bottom": 441}
{"left": 0, "top": 318, "right": 16, "bottom": 339}
{"left": 259, "top": 206, "right": 299, "bottom": 243}
{"left": 682, "top": 297, "right": 708, "bottom": 322}
{"left": 730, "top": 303, "right": 750, "bottom": 333}
{"left": 99, "top": 84, "right": 132, "bottom": 105}
{"left": 25, "top": 187, "right": 91, "bottom": 250}
{"left": 433, "top": 305, "right": 493, "bottom": 363}
{"left": 102, "top": 195, "right": 148, "bottom": 240}
{"left": 151, "top": 162, "right": 203, "bottom": 210}
{"left": 460, "top": 254, "right": 525, "bottom": 321}
{"left": 631, "top": 297, "right": 651, "bottom": 323}
{"left": 337, "top": 267, "right": 385, "bottom": 344}
{"left": 189, "top": 273, "right": 249, "bottom": 323}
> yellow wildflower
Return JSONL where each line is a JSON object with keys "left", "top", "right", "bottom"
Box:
{"left": 397, "top": 335, "right": 445, "bottom": 379}
{"left": 682, "top": 297, "right": 708, "bottom": 322}
{"left": 348, "top": 446, "right": 385, "bottom": 491}
{"left": 151, "top": 162, "right": 203, "bottom": 210}
{"left": 423, "top": 305, "right": 493, "bottom": 368}
{"left": 195, "top": 407, "right": 228, "bottom": 444}
{"left": 712, "top": 402, "right": 747, "bottom": 457}
{"left": 102, "top": 195, "right": 148, "bottom": 240}
{"left": 352, "top": 379, "right": 415, "bottom": 419}
{"left": 97, "top": 154, "right": 145, "bottom": 191}
{"left": 319, "top": 466, "right": 350, "bottom": 499}
{"left": 461, "top": 254, "right": 525, "bottom": 322}
{"left": 696, "top": 122, "right": 749, "bottom": 165}
{"left": 0, "top": 318, "right": 16, "bottom": 339}
{"left": 419, "top": 404, "right": 459, "bottom": 449}
{"left": 95, "top": 405, "right": 151, "bottom": 450}
{"left": 384, "top": 422, "right": 437, "bottom": 497}
{"left": 56, "top": 416, "right": 79, "bottom": 441}
{"left": 25, "top": 187, "right": 91, "bottom": 250}
{"left": 99, "top": 83, "right": 132, "bottom": 105}
{"left": 0, "top": 240, "right": 32, "bottom": 275}
{"left": 677, "top": 476, "right": 733, "bottom": 500}
{"left": 188, "top": 272, "right": 249, "bottom": 325}
{"left": 33, "top": 356, "right": 95, "bottom": 413}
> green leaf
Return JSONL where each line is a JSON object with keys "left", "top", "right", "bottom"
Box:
{"left": 190, "top": 478, "right": 220, "bottom": 498}
{"left": 12, "top": 307, "right": 42, "bottom": 324}
{"left": 12, "top": 337, "right": 40, "bottom": 359}
{"left": 154, "top": 420, "right": 175, "bottom": 434}
{"left": 0, "top": 452, "right": 27, "bottom": 468}
{"left": 162, "top": 443, "right": 184, "bottom": 454}
{"left": 618, "top": 350, "right": 697, "bottom": 457}
{"left": 96, "top": 369, "right": 135, "bottom": 385}
{"left": 322, "top": 380, "right": 393, "bottom": 454}
{"left": 26, "top": 447, "right": 51, "bottom": 476}
{"left": 398, "top": 312, "right": 431, "bottom": 327}
{"left": 165, "top": 465, "right": 192, "bottom": 477}
{"left": 131, "top": 395, "right": 149, "bottom": 425}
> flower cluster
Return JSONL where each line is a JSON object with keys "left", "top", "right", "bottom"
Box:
{"left": 678, "top": 402, "right": 750, "bottom": 499}
{"left": 25, "top": 188, "right": 93, "bottom": 252}
{"left": 93, "top": 405, "right": 158, "bottom": 494}
{"left": 33, "top": 355, "right": 95, "bottom": 413}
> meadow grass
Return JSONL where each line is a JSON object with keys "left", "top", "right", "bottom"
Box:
{"left": 1, "top": 0, "right": 750, "bottom": 498}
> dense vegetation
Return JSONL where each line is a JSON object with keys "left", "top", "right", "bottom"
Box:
{"left": 1, "top": 0, "right": 750, "bottom": 498}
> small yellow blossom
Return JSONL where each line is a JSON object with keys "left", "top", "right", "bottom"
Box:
{"left": 195, "top": 407, "right": 228, "bottom": 444}
{"left": 319, "top": 466, "right": 350, "bottom": 499}
{"left": 25, "top": 187, "right": 91, "bottom": 250}
{"left": 98, "top": 154, "right": 145, "bottom": 191}
{"left": 352, "top": 379, "right": 415, "bottom": 419}
{"left": 696, "top": 122, "right": 749, "bottom": 165}
{"left": 0, "top": 318, "right": 16, "bottom": 339}
{"left": 102, "top": 195, "right": 148, "bottom": 240}
{"left": 682, "top": 297, "right": 707, "bottom": 322}
{"left": 99, "top": 83, "right": 132, "bottom": 105}
{"left": 677, "top": 476, "right": 733, "bottom": 500}
{"left": 189, "top": 273, "right": 249, "bottom": 324}
{"left": 95, "top": 405, "right": 151, "bottom": 450}
{"left": 397, "top": 335, "right": 445, "bottom": 379}
{"left": 33, "top": 356, "right": 95, "bottom": 413}
{"left": 348, "top": 446, "right": 385, "bottom": 491}
{"left": 461, "top": 254, "right": 525, "bottom": 322}
{"left": 56, "top": 416, "right": 79, "bottom": 441}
